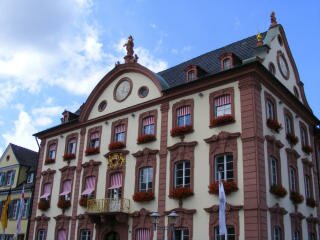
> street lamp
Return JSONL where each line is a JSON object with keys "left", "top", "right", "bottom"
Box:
{"left": 150, "top": 211, "right": 179, "bottom": 240}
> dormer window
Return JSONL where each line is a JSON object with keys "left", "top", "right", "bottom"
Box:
{"left": 187, "top": 70, "right": 195, "bottom": 81}
{"left": 223, "top": 58, "right": 232, "bottom": 70}
{"left": 184, "top": 65, "right": 206, "bottom": 82}
{"left": 219, "top": 52, "right": 241, "bottom": 71}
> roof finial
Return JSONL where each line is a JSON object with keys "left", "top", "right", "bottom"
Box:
{"left": 123, "top": 35, "right": 137, "bottom": 63}
{"left": 270, "top": 11, "right": 278, "bottom": 28}
{"left": 256, "top": 32, "right": 263, "bottom": 46}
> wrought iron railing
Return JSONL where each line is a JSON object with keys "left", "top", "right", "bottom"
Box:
{"left": 87, "top": 198, "right": 130, "bottom": 213}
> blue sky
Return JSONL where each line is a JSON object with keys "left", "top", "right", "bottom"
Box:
{"left": 0, "top": 0, "right": 319, "bottom": 152}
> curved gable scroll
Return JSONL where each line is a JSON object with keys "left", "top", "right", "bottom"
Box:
{"left": 80, "top": 63, "right": 167, "bottom": 122}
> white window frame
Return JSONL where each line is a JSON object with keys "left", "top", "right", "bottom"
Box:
{"left": 273, "top": 226, "right": 281, "bottom": 240}
{"left": 214, "top": 225, "right": 236, "bottom": 240}
{"left": 285, "top": 115, "right": 293, "bottom": 134}
{"left": 304, "top": 175, "right": 311, "bottom": 198}
{"left": 289, "top": 167, "right": 296, "bottom": 192}
{"left": 270, "top": 157, "right": 278, "bottom": 186}
{"left": 214, "top": 154, "right": 234, "bottom": 181}
{"left": 138, "top": 167, "right": 153, "bottom": 192}
{"left": 67, "top": 138, "right": 76, "bottom": 154}
{"left": 215, "top": 104, "right": 231, "bottom": 117}
{"left": 223, "top": 58, "right": 232, "bottom": 70}
{"left": 79, "top": 229, "right": 91, "bottom": 240}
{"left": 48, "top": 144, "right": 56, "bottom": 159}
{"left": 27, "top": 173, "right": 34, "bottom": 184}
{"left": 266, "top": 100, "right": 275, "bottom": 120}
{"left": 174, "top": 228, "right": 189, "bottom": 240}
{"left": 174, "top": 161, "right": 190, "bottom": 188}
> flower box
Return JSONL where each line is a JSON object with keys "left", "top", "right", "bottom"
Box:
{"left": 38, "top": 198, "right": 50, "bottom": 211}
{"left": 302, "top": 145, "right": 313, "bottom": 155}
{"left": 57, "top": 197, "right": 71, "bottom": 210}
{"left": 267, "top": 118, "right": 282, "bottom": 133}
{"left": 108, "top": 141, "right": 126, "bottom": 151}
{"left": 290, "top": 191, "right": 304, "bottom": 204}
{"left": 137, "top": 134, "right": 156, "bottom": 144}
{"left": 63, "top": 153, "right": 76, "bottom": 161}
{"left": 270, "top": 184, "right": 287, "bottom": 198}
{"left": 210, "top": 114, "right": 235, "bottom": 127}
{"left": 44, "top": 158, "right": 55, "bottom": 165}
{"left": 79, "top": 196, "right": 88, "bottom": 207}
{"left": 170, "top": 125, "right": 193, "bottom": 137}
{"left": 133, "top": 192, "right": 155, "bottom": 202}
{"left": 286, "top": 133, "right": 299, "bottom": 146}
{"left": 169, "top": 187, "right": 193, "bottom": 200}
{"left": 208, "top": 181, "right": 238, "bottom": 195}
{"left": 85, "top": 147, "right": 100, "bottom": 156}
{"left": 306, "top": 198, "right": 317, "bottom": 208}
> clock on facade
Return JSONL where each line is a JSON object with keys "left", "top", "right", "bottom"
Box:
{"left": 114, "top": 78, "right": 132, "bottom": 102}
{"left": 277, "top": 51, "right": 289, "bottom": 80}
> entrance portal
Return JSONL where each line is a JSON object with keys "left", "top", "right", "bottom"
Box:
{"left": 104, "top": 231, "right": 120, "bottom": 240}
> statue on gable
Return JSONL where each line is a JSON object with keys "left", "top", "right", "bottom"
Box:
{"left": 123, "top": 35, "right": 138, "bottom": 63}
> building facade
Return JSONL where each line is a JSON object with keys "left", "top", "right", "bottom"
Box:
{"left": 0, "top": 144, "right": 38, "bottom": 240}
{"left": 29, "top": 13, "right": 320, "bottom": 240}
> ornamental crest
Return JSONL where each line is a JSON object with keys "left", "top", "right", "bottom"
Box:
{"left": 107, "top": 153, "right": 126, "bottom": 169}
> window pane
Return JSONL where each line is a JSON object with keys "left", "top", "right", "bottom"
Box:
{"left": 139, "top": 167, "right": 153, "bottom": 192}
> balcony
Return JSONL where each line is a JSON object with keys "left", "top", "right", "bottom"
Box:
{"left": 87, "top": 198, "right": 130, "bottom": 214}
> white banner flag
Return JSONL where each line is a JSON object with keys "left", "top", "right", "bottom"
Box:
{"left": 219, "top": 174, "right": 227, "bottom": 236}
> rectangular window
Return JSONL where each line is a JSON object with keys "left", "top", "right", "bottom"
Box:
{"left": 285, "top": 115, "right": 293, "bottom": 134}
{"left": 174, "top": 228, "right": 189, "bottom": 240}
{"left": 215, "top": 155, "right": 233, "bottom": 181}
{"left": 142, "top": 116, "right": 155, "bottom": 135}
{"left": 300, "top": 127, "right": 308, "bottom": 146}
{"left": 82, "top": 176, "right": 96, "bottom": 197}
{"left": 0, "top": 172, "right": 6, "bottom": 186}
{"left": 6, "top": 171, "right": 15, "bottom": 186}
{"left": 115, "top": 125, "right": 126, "bottom": 142}
{"left": 48, "top": 144, "right": 56, "bottom": 159}
{"left": 27, "top": 173, "right": 34, "bottom": 184}
{"left": 223, "top": 58, "right": 232, "bottom": 70}
{"left": 305, "top": 175, "right": 311, "bottom": 198}
{"left": 214, "top": 95, "right": 231, "bottom": 117}
{"left": 60, "top": 180, "right": 72, "bottom": 200}
{"left": 174, "top": 161, "right": 190, "bottom": 188}
{"left": 187, "top": 70, "right": 195, "bottom": 81}
{"left": 57, "top": 229, "right": 66, "bottom": 240}
{"left": 10, "top": 200, "right": 19, "bottom": 219}
{"left": 139, "top": 167, "right": 153, "bottom": 192}
{"left": 36, "top": 230, "right": 46, "bottom": 240}
{"left": 289, "top": 167, "right": 296, "bottom": 192}
{"left": 89, "top": 132, "right": 100, "bottom": 148}
{"left": 79, "top": 229, "right": 91, "bottom": 240}
{"left": 22, "top": 198, "right": 30, "bottom": 218}
{"left": 40, "top": 183, "right": 52, "bottom": 200}
{"left": 214, "top": 225, "right": 235, "bottom": 240}
{"left": 266, "top": 100, "right": 275, "bottom": 120}
{"left": 135, "top": 228, "right": 151, "bottom": 240}
{"left": 270, "top": 157, "right": 278, "bottom": 186}
{"left": 177, "top": 106, "right": 191, "bottom": 127}
{"left": 67, "top": 138, "right": 76, "bottom": 154}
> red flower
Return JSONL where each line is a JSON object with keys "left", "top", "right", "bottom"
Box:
{"left": 63, "top": 153, "right": 76, "bottom": 160}
{"left": 44, "top": 158, "right": 55, "bottom": 164}
{"left": 302, "top": 145, "right": 313, "bottom": 155}
{"left": 85, "top": 147, "right": 100, "bottom": 156}
{"left": 38, "top": 198, "right": 50, "bottom": 211}
{"left": 210, "top": 114, "right": 235, "bottom": 127}
{"left": 132, "top": 192, "right": 155, "bottom": 202}
{"left": 137, "top": 134, "right": 156, "bottom": 144}
{"left": 267, "top": 118, "right": 282, "bottom": 133}
{"left": 306, "top": 198, "right": 317, "bottom": 208}
{"left": 286, "top": 133, "right": 299, "bottom": 146}
{"left": 170, "top": 125, "right": 193, "bottom": 137}
{"left": 57, "top": 197, "right": 71, "bottom": 210}
{"left": 108, "top": 141, "right": 126, "bottom": 151}
{"left": 270, "top": 184, "right": 287, "bottom": 198}
{"left": 79, "top": 196, "right": 88, "bottom": 207}
{"left": 169, "top": 187, "right": 193, "bottom": 199}
{"left": 290, "top": 191, "right": 304, "bottom": 204}
{"left": 208, "top": 181, "right": 238, "bottom": 195}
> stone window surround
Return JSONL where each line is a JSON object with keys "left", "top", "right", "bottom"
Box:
{"left": 264, "top": 91, "right": 278, "bottom": 121}
{"left": 290, "top": 212, "right": 304, "bottom": 239}
{"left": 205, "top": 204, "right": 242, "bottom": 240}
{"left": 302, "top": 158, "right": 314, "bottom": 199}
{"left": 86, "top": 126, "right": 102, "bottom": 149}
{"left": 299, "top": 121, "right": 309, "bottom": 146}
{"left": 269, "top": 203, "right": 287, "bottom": 240}
{"left": 35, "top": 214, "right": 50, "bottom": 240}
{"left": 40, "top": 168, "right": 56, "bottom": 202}
{"left": 219, "top": 52, "right": 239, "bottom": 70}
{"left": 138, "top": 110, "right": 158, "bottom": 138}
{"left": 171, "top": 99, "right": 194, "bottom": 129}
{"left": 81, "top": 160, "right": 101, "bottom": 198}
{"left": 45, "top": 139, "right": 58, "bottom": 162}
{"left": 283, "top": 108, "right": 295, "bottom": 135}
{"left": 164, "top": 208, "right": 196, "bottom": 240}
{"left": 104, "top": 150, "right": 129, "bottom": 198}
{"left": 167, "top": 141, "right": 197, "bottom": 193}
{"left": 77, "top": 214, "right": 94, "bottom": 240}
{"left": 132, "top": 148, "right": 158, "bottom": 194}
{"left": 64, "top": 132, "right": 79, "bottom": 156}
{"left": 204, "top": 131, "right": 240, "bottom": 185}
{"left": 209, "top": 87, "right": 235, "bottom": 123}
{"left": 265, "top": 135, "right": 284, "bottom": 186}
{"left": 54, "top": 214, "right": 71, "bottom": 240}
{"left": 131, "top": 208, "right": 154, "bottom": 240}
{"left": 59, "top": 166, "right": 76, "bottom": 198}
{"left": 185, "top": 65, "right": 198, "bottom": 82}
{"left": 110, "top": 118, "right": 128, "bottom": 145}
{"left": 286, "top": 148, "right": 300, "bottom": 193}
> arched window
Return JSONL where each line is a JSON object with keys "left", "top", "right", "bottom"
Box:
{"left": 187, "top": 70, "right": 195, "bottom": 81}
{"left": 223, "top": 58, "right": 232, "bottom": 70}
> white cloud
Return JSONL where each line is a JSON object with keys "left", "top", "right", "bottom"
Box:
{"left": 32, "top": 106, "right": 64, "bottom": 116}
{"left": 2, "top": 110, "right": 38, "bottom": 151}
{"left": 135, "top": 47, "right": 168, "bottom": 72}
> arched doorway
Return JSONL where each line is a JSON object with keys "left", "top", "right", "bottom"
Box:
{"left": 104, "top": 231, "right": 120, "bottom": 240}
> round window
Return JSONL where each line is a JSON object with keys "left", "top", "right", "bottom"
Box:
{"left": 98, "top": 100, "right": 107, "bottom": 112}
{"left": 138, "top": 86, "right": 149, "bottom": 98}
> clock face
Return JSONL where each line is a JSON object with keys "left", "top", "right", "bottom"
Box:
{"left": 277, "top": 53, "right": 289, "bottom": 79}
{"left": 114, "top": 79, "right": 132, "bottom": 102}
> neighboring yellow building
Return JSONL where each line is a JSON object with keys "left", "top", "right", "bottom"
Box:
{"left": 0, "top": 143, "right": 38, "bottom": 240}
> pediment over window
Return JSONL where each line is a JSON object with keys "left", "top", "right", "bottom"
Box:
{"left": 218, "top": 52, "right": 241, "bottom": 71}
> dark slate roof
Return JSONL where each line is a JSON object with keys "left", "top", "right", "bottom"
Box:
{"left": 158, "top": 32, "right": 267, "bottom": 88}
{"left": 10, "top": 143, "right": 38, "bottom": 168}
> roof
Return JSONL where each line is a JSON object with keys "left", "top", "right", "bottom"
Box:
{"left": 10, "top": 143, "right": 38, "bottom": 169}
{"left": 158, "top": 32, "right": 266, "bottom": 88}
